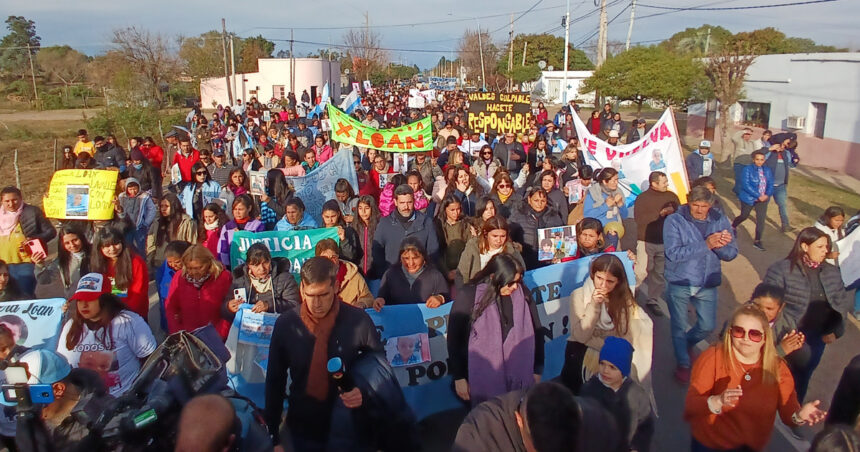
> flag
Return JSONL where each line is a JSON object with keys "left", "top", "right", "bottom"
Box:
{"left": 308, "top": 83, "right": 330, "bottom": 118}
{"left": 339, "top": 89, "right": 362, "bottom": 114}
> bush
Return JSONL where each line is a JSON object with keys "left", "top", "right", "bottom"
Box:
{"left": 87, "top": 106, "right": 187, "bottom": 141}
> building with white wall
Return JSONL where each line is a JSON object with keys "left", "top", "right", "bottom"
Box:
{"left": 531, "top": 70, "right": 594, "bottom": 105}
{"left": 687, "top": 52, "right": 860, "bottom": 177}
{"left": 200, "top": 58, "right": 341, "bottom": 108}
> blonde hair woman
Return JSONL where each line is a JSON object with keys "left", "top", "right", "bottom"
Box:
{"left": 685, "top": 304, "right": 826, "bottom": 451}
{"left": 164, "top": 244, "right": 233, "bottom": 339}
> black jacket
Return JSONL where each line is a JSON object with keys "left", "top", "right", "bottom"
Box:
{"left": 827, "top": 353, "right": 860, "bottom": 427}
{"left": 264, "top": 303, "right": 382, "bottom": 444}
{"left": 509, "top": 204, "right": 564, "bottom": 270}
{"left": 226, "top": 257, "right": 301, "bottom": 318}
{"left": 21, "top": 203, "right": 57, "bottom": 245}
{"left": 581, "top": 376, "right": 654, "bottom": 452}
{"left": 377, "top": 264, "right": 450, "bottom": 306}
{"left": 452, "top": 388, "right": 623, "bottom": 452}
{"left": 493, "top": 141, "right": 526, "bottom": 173}
{"left": 371, "top": 211, "right": 439, "bottom": 279}
{"left": 128, "top": 159, "right": 162, "bottom": 198}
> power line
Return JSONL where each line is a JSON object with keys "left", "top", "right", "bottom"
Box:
{"left": 638, "top": 0, "right": 837, "bottom": 11}
{"left": 489, "top": 0, "right": 545, "bottom": 34}
{"left": 575, "top": 3, "right": 630, "bottom": 46}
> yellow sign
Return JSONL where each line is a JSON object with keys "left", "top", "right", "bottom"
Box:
{"left": 43, "top": 169, "right": 119, "bottom": 220}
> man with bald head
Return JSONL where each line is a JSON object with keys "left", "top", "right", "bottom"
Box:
{"left": 175, "top": 394, "right": 237, "bottom": 452}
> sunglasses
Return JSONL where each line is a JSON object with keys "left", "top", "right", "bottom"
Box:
{"left": 195, "top": 171, "right": 207, "bottom": 175}
{"left": 497, "top": 183, "right": 511, "bottom": 189}
{"left": 730, "top": 325, "right": 764, "bottom": 343}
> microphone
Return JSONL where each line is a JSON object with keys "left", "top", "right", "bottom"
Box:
{"left": 326, "top": 357, "right": 355, "bottom": 393}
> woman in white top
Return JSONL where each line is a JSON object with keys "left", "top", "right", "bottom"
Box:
{"left": 456, "top": 215, "right": 525, "bottom": 286}
{"left": 813, "top": 206, "right": 845, "bottom": 265}
{"left": 57, "top": 273, "right": 157, "bottom": 397}
{"left": 561, "top": 253, "right": 653, "bottom": 394}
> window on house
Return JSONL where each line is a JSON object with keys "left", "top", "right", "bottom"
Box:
{"left": 738, "top": 101, "right": 770, "bottom": 129}
{"left": 273, "top": 85, "right": 285, "bottom": 99}
{"left": 548, "top": 79, "right": 561, "bottom": 102}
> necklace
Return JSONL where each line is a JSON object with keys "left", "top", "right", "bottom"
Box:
{"left": 736, "top": 360, "right": 756, "bottom": 382}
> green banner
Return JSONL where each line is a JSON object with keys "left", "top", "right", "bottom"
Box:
{"left": 327, "top": 104, "right": 433, "bottom": 152}
{"left": 229, "top": 228, "right": 339, "bottom": 271}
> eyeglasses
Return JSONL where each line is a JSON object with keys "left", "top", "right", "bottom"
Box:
{"left": 497, "top": 183, "right": 511, "bottom": 189}
{"left": 195, "top": 171, "right": 207, "bottom": 175}
{"left": 730, "top": 325, "right": 763, "bottom": 343}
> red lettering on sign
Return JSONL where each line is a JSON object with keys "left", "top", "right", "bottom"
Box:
{"left": 405, "top": 135, "right": 425, "bottom": 150}
{"left": 355, "top": 130, "right": 370, "bottom": 145}
{"left": 371, "top": 133, "right": 385, "bottom": 148}
{"left": 649, "top": 128, "right": 660, "bottom": 143}
{"left": 335, "top": 123, "right": 353, "bottom": 137}
{"left": 605, "top": 147, "right": 617, "bottom": 160}
{"left": 586, "top": 139, "right": 597, "bottom": 155}
{"left": 387, "top": 134, "right": 405, "bottom": 150}
{"left": 659, "top": 123, "right": 672, "bottom": 140}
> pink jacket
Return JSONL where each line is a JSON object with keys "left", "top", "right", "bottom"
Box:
{"left": 380, "top": 183, "right": 430, "bottom": 217}
{"left": 279, "top": 165, "right": 306, "bottom": 177}
{"left": 314, "top": 145, "right": 334, "bottom": 163}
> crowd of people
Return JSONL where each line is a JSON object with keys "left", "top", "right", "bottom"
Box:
{"left": 2, "top": 82, "right": 859, "bottom": 452}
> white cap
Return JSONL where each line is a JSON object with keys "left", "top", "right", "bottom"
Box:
{"left": 608, "top": 130, "right": 620, "bottom": 138}
{"left": 699, "top": 140, "right": 711, "bottom": 148}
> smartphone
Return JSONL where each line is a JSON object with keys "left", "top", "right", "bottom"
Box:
{"left": 1, "top": 384, "right": 54, "bottom": 405}
{"left": 233, "top": 288, "right": 247, "bottom": 303}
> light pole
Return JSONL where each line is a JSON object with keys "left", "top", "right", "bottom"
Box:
{"left": 476, "top": 18, "right": 487, "bottom": 92}
{"left": 562, "top": 0, "right": 570, "bottom": 103}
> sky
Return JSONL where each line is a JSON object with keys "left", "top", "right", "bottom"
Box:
{"left": 3, "top": 0, "right": 857, "bottom": 69}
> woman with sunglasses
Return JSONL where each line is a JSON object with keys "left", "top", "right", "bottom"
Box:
{"left": 448, "top": 253, "right": 543, "bottom": 407}
{"left": 178, "top": 162, "right": 222, "bottom": 221}
{"left": 685, "top": 304, "right": 826, "bottom": 451}
{"left": 763, "top": 227, "right": 852, "bottom": 404}
{"left": 472, "top": 145, "right": 502, "bottom": 185}
{"left": 488, "top": 172, "right": 522, "bottom": 219}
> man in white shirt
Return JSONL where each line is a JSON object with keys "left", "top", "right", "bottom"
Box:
{"left": 459, "top": 131, "right": 487, "bottom": 160}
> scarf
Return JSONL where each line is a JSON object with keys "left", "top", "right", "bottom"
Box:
{"left": 394, "top": 210, "right": 414, "bottom": 226}
{"left": 249, "top": 272, "right": 273, "bottom": 295}
{"left": 204, "top": 221, "right": 220, "bottom": 231}
{"left": 300, "top": 297, "right": 341, "bottom": 401}
{"left": 234, "top": 217, "right": 250, "bottom": 230}
{"left": 580, "top": 277, "right": 615, "bottom": 330}
{"left": 184, "top": 271, "right": 210, "bottom": 289}
{"left": 402, "top": 264, "right": 425, "bottom": 287}
{"left": 0, "top": 204, "right": 23, "bottom": 236}
{"left": 588, "top": 182, "right": 622, "bottom": 220}
{"left": 497, "top": 190, "right": 511, "bottom": 204}
{"left": 802, "top": 254, "right": 821, "bottom": 269}
{"left": 467, "top": 283, "right": 535, "bottom": 406}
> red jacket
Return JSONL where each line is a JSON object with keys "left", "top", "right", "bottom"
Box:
{"left": 105, "top": 254, "right": 149, "bottom": 320}
{"left": 175, "top": 150, "right": 201, "bottom": 182}
{"left": 140, "top": 143, "right": 164, "bottom": 169}
{"left": 202, "top": 227, "right": 221, "bottom": 258}
{"left": 165, "top": 268, "right": 232, "bottom": 339}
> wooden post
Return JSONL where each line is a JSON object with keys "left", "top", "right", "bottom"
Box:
{"left": 158, "top": 120, "right": 165, "bottom": 145}
{"left": 53, "top": 139, "right": 58, "bottom": 171}
{"left": 13, "top": 150, "right": 20, "bottom": 189}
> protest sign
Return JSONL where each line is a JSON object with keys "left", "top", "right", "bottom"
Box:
{"left": 284, "top": 149, "right": 358, "bottom": 221}
{"left": 0, "top": 298, "right": 66, "bottom": 349}
{"left": 428, "top": 77, "right": 457, "bottom": 91}
{"left": 837, "top": 228, "right": 860, "bottom": 285}
{"left": 362, "top": 80, "right": 373, "bottom": 94}
{"left": 249, "top": 170, "right": 266, "bottom": 196}
{"left": 327, "top": 104, "right": 432, "bottom": 153}
{"left": 43, "top": 170, "right": 118, "bottom": 220}
{"left": 537, "top": 225, "right": 577, "bottom": 261}
{"left": 572, "top": 108, "right": 690, "bottom": 203}
{"left": 224, "top": 253, "right": 634, "bottom": 417}
{"left": 229, "top": 227, "right": 339, "bottom": 270}
{"left": 466, "top": 92, "right": 532, "bottom": 136}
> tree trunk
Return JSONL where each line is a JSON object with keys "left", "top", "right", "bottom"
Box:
{"left": 636, "top": 100, "right": 642, "bottom": 115}
{"left": 717, "top": 102, "right": 730, "bottom": 163}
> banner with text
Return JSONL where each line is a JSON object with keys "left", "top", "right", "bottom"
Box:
{"left": 225, "top": 253, "right": 633, "bottom": 417}
{"left": 285, "top": 149, "right": 358, "bottom": 221}
{"left": 572, "top": 108, "right": 690, "bottom": 203}
{"left": 467, "top": 92, "right": 532, "bottom": 136}
{"left": 327, "top": 104, "right": 433, "bottom": 153}
{"left": 0, "top": 298, "right": 66, "bottom": 349}
{"left": 43, "top": 169, "right": 119, "bottom": 220}
{"left": 428, "top": 77, "right": 457, "bottom": 91}
{"left": 229, "top": 228, "right": 339, "bottom": 270}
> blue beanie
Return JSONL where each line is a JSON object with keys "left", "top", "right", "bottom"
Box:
{"left": 599, "top": 336, "right": 634, "bottom": 377}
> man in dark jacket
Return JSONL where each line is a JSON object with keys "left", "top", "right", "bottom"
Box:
{"left": 453, "top": 381, "right": 623, "bottom": 452}
{"left": 663, "top": 185, "right": 737, "bottom": 383}
{"left": 763, "top": 133, "right": 800, "bottom": 232}
{"left": 92, "top": 135, "right": 127, "bottom": 172}
{"left": 371, "top": 185, "right": 439, "bottom": 278}
{"left": 128, "top": 148, "right": 162, "bottom": 199}
{"left": 493, "top": 132, "right": 526, "bottom": 176}
{"left": 265, "top": 257, "right": 382, "bottom": 452}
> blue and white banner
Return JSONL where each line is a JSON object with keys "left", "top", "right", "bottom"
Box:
{"left": 225, "top": 253, "right": 634, "bottom": 417}
{"left": 285, "top": 149, "right": 358, "bottom": 222}
{"left": 0, "top": 298, "right": 66, "bottom": 350}
{"left": 308, "top": 83, "right": 330, "bottom": 118}
{"left": 339, "top": 89, "right": 362, "bottom": 114}
{"left": 428, "top": 77, "right": 457, "bottom": 91}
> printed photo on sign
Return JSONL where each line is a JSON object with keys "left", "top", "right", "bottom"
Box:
{"left": 378, "top": 173, "right": 393, "bottom": 189}
{"left": 565, "top": 180, "right": 584, "bottom": 204}
{"left": 385, "top": 333, "right": 430, "bottom": 367}
{"left": 65, "top": 185, "right": 89, "bottom": 217}
{"left": 321, "top": 119, "right": 331, "bottom": 132}
{"left": 80, "top": 349, "right": 120, "bottom": 389}
{"left": 537, "top": 225, "right": 577, "bottom": 261}
{"left": 249, "top": 171, "right": 266, "bottom": 196}
{"left": 238, "top": 309, "right": 277, "bottom": 346}
{"left": 392, "top": 153, "right": 409, "bottom": 174}
{"left": 0, "top": 315, "right": 27, "bottom": 345}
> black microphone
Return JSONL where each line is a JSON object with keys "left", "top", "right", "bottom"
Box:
{"left": 326, "top": 357, "right": 355, "bottom": 393}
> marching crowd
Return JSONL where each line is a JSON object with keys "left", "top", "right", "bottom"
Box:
{"left": 0, "top": 82, "right": 857, "bottom": 452}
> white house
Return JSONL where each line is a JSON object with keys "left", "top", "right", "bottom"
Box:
{"left": 532, "top": 70, "right": 594, "bottom": 105}
{"left": 200, "top": 58, "right": 341, "bottom": 108}
{"left": 687, "top": 52, "right": 860, "bottom": 178}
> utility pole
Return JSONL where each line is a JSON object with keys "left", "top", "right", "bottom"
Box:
{"left": 290, "top": 29, "right": 295, "bottom": 95}
{"left": 562, "top": 0, "right": 571, "bottom": 103}
{"left": 476, "top": 24, "right": 486, "bottom": 91}
{"left": 522, "top": 41, "right": 528, "bottom": 66}
{"left": 230, "top": 37, "right": 237, "bottom": 102}
{"left": 221, "top": 18, "right": 234, "bottom": 106}
{"left": 704, "top": 27, "right": 712, "bottom": 54}
{"left": 625, "top": 0, "right": 637, "bottom": 51}
{"left": 508, "top": 14, "right": 514, "bottom": 92}
{"left": 26, "top": 43, "right": 38, "bottom": 104}
{"left": 597, "top": 0, "right": 608, "bottom": 67}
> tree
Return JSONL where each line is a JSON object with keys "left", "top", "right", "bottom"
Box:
{"left": 704, "top": 36, "right": 759, "bottom": 160}
{"left": 342, "top": 15, "right": 388, "bottom": 83}
{"left": 660, "top": 25, "right": 732, "bottom": 56}
{"left": 0, "top": 16, "right": 40, "bottom": 90}
{"left": 497, "top": 33, "right": 593, "bottom": 84}
{"left": 110, "top": 26, "right": 179, "bottom": 107}
{"left": 457, "top": 28, "right": 499, "bottom": 88}
{"left": 237, "top": 35, "right": 274, "bottom": 73}
{"left": 36, "top": 45, "right": 88, "bottom": 89}
{"left": 179, "top": 31, "right": 232, "bottom": 81}
{"left": 580, "top": 46, "right": 709, "bottom": 114}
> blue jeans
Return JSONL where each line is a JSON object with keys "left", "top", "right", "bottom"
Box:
{"left": 692, "top": 438, "right": 755, "bottom": 452}
{"left": 772, "top": 184, "right": 790, "bottom": 228}
{"left": 667, "top": 284, "right": 718, "bottom": 368}
{"left": 8, "top": 262, "right": 36, "bottom": 298}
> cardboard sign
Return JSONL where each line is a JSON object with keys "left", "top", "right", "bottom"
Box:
{"left": 327, "top": 104, "right": 432, "bottom": 153}
{"left": 467, "top": 92, "right": 532, "bottom": 136}
{"left": 43, "top": 170, "right": 118, "bottom": 220}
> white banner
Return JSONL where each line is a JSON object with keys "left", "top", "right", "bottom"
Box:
{"left": 837, "top": 228, "right": 860, "bottom": 286}
{"left": 572, "top": 109, "right": 690, "bottom": 203}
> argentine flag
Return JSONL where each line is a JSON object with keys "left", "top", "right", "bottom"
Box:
{"left": 308, "top": 83, "right": 330, "bottom": 118}
{"left": 339, "top": 89, "right": 362, "bottom": 114}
